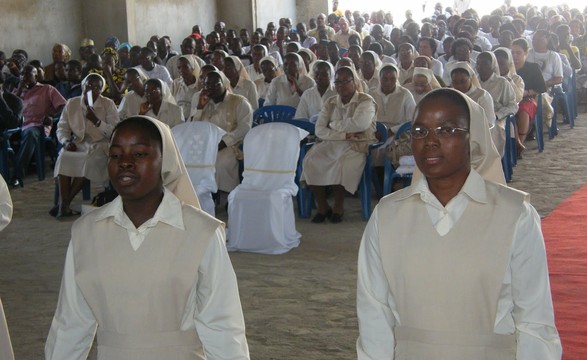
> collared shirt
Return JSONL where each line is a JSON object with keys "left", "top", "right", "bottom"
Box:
{"left": 334, "top": 29, "right": 360, "bottom": 49}
{"left": 294, "top": 84, "right": 337, "bottom": 119}
{"left": 19, "top": 83, "right": 66, "bottom": 132}
{"left": 139, "top": 64, "right": 173, "bottom": 86}
{"left": 172, "top": 77, "right": 200, "bottom": 117}
{"left": 307, "top": 26, "right": 336, "bottom": 41}
{"left": 45, "top": 189, "right": 250, "bottom": 359}
{"left": 370, "top": 85, "right": 415, "bottom": 133}
{"left": 231, "top": 77, "right": 259, "bottom": 110}
{"left": 264, "top": 73, "right": 315, "bottom": 108}
{"left": 356, "top": 170, "right": 562, "bottom": 360}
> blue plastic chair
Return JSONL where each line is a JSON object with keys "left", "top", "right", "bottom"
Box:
{"left": 358, "top": 122, "right": 388, "bottom": 221}
{"left": 383, "top": 122, "right": 413, "bottom": 196}
{"left": 0, "top": 128, "right": 20, "bottom": 181}
{"left": 550, "top": 85, "right": 572, "bottom": 139}
{"left": 501, "top": 115, "right": 516, "bottom": 183}
{"left": 273, "top": 118, "right": 316, "bottom": 218}
{"left": 252, "top": 105, "right": 297, "bottom": 126}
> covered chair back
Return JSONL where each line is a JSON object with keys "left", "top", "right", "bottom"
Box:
{"left": 172, "top": 121, "right": 226, "bottom": 215}
{"left": 240, "top": 122, "right": 309, "bottom": 193}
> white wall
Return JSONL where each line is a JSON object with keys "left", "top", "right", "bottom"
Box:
{"left": 0, "top": 0, "right": 84, "bottom": 65}
{"left": 218, "top": 0, "right": 254, "bottom": 32}
{"left": 296, "top": 0, "right": 329, "bottom": 26}
{"left": 127, "top": 0, "right": 217, "bottom": 52}
{"left": 254, "top": 0, "right": 297, "bottom": 30}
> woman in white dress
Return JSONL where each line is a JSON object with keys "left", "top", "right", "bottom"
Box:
{"left": 295, "top": 60, "right": 337, "bottom": 120}
{"left": 171, "top": 55, "right": 201, "bottom": 118}
{"left": 54, "top": 73, "right": 119, "bottom": 218}
{"left": 254, "top": 56, "right": 280, "bottom": 102}
{"left": 494, "top": 47, "right": 525, "bottom": 103}
{"left": 223, "top": 56, "right": 259, "bottom": 110}
{"left": 397, "top": 42, "right": 419, "bottom": 85}
{"left": 301, "top": 66, "right": 376, "bottom": 223}
{"left": 45, "top": 116, "right": 250, "bottom": 360}
{"left": 140, "top": 78, "right": 184, "bottom": 128}
{"left": 359, "top": 50, "right": 381, "bottom": 93}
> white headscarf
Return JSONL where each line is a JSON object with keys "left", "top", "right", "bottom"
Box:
{"left": 446, "top": 61, "right": 482, "bottom": 89}
{"left": 412, "top": 67, "right": 441, "bottom": 89}
{"left": 337, "top": 65, "right": 364, "bottom": 93}
{"left": 118, "top": 116, "right": 201, "bottom": 208}
{"left": 0, "top": 177, "right": 12, "bottom": 232}
{"left": 284, "top": 52, "right": 308, "bottom": 77}
{"left": 412, "top": 88, "right": 505, "bottom": 185}
{"left": 259, "top": 56, "right": 283, "bottom": 78}
{"left": 148, "top": 78, "right": 177, "bottom": 105}
{"left": 479, "top": 51, "right": 499, "bottom": 77}
{"left": 310, "top": 60, "right": 335, "bottom": 83}
{"left": 362, "top": 50, "right": 382, "bottom": 71}
{"left": 493, "top": 47, "right": 517, "bottom": 77}
{"left": 178, "top": 55, "right": 201, "bottom": 78}
{"left": 226, "top": 55, "right": 251, "bottom": 81}
{"left": 82, "top": 73, "right": 107, "bottom": 93}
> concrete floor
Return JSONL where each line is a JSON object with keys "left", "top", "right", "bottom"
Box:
{"left": 1, "top": 108, "right": 586, "bottom": 359}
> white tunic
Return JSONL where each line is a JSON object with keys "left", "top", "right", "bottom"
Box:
{"left": 294, "top": 85, "right": 337, "bottom": 120}
{"left": 301, "top": 91, "right": 376, "bottom": 193}
{"left": 231, "top": 77, "right": 259, "bottom": 110}
{"left": 139, "top": 64, "right": 173, "bottom": 87}
{"left": 45, "top": 189, "right": 250, "bottom": 360}
{"left": 479, "top": 73, "right": 518, "bottom": 120}
{"left": 245, "top": 64, "right": 264, "bottom": 83}
{"left": 117, "top": 91, "right": 145, "bottom": 120}
{"left": 166, "top": 54, "right": 206, "bottom": 80}
{"left": 370, "top": 86, "right": 415, "bottom": 133}
{"left": 144, "top": 101, "right": 184, "bottom": 128}
{"left": 172, "top": 78, "right": 200, "bottom": 118}
{"left": 54, "top": 96, "right": 119, "bottom": 182}
{"left": 264, "top": 74, "right": 315, "bottom": 108}
{"left": 464, "top": 85, "right": 496, "bottom": 127}
{"left": 190, "top": 92, "right": 253, "bottom": 192}
{"left": 356, "top": 171, "right": 561, "bottom": 360}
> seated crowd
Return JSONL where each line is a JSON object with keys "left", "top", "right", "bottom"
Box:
{"left": 1, "top": 2, "right": 586, "bottom": 223}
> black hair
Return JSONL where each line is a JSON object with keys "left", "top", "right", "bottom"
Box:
{"left": 113, "top": 116, "right": 163, "bottom": 151}
{"left": 66, "top": 59, "right": 82, "bottom": 71}
{"left": 418, "top": 37, "right": 438, "bottom": 54}
{"left": 144, "top": 78, "right": 163, "bottom": 88}
{"left": 368, "top": 42, "right": 383, "bottom": 55}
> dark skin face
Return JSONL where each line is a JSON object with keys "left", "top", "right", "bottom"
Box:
{"left": 475, "top": 55, "right": 493, "bottom": 82}
{"left": 108, "top": 124, "right": 164, "bottom": 227}
{"left": 54, "top": 62, "right": 66, "bottom": 81}
{"left": 84, "top": 76, "right": 103, "bottom": 103}
{"left": 139, "top": 52, "right": 154, "bottom": 70}
{"left": 495, "top": 53, "right": 509, "bottom": 77}
{"left": 413, "top": 75, "right": 430, "bottom": 94}
{"left": 22, "top": 66, "right": 38, "bottom": 88}
{"left": 299, "top": 52, "right": 311, "bottom": 72}
{"left": 211, "top": 52, "right": 225, "bottom": 71}
{"left": 360, "top": 54, "right": 375, "bottom": 80}
{"left": 348, "top": 48, "right": 361, "bottom": 68}
{"left": 314, "top": 63, "right": 331, "bottom": 90}
{"left": 125, "top": 72, "right": 144, "bottom": 95}
{"left": 412, "top": 97, "right": 471, "bottom": 205}
{"left": 260, "top": 61, "right": 277, "bottom": 83}
{"left": 52, "top": 45, "right": 67, "bottom": 63}
{"left": 180, "top": 38, "right": 196, "bottom": 55}
{"left": 118, "top": 47, "right": 130, "bottom": 62}
{"left": 283, "top": 56, "right": 299, "bottom": 78}
{"left": 144, "top": 82, "right": 162, "bottom": 105}
{"left": 316, "top": 44, "right": 329, "bottom": 61}
{"left": 379, "top": 68, "right": 397, "bottom": 95}
{"left": 451, "top": 70, "right": 472, "bottom": 93}
{"left": 177, "top": 58, "right": 196, "bottom": 83}
{"left": 203, "top": 73, "right": 226, "bottom": 102}
{"left": 251, "top": 47, "right": 265, "bottom": 66}
{"left": 334, "top": 69, "right": 356, "bottom": 104}
{"left": 223, "top": 59, "right": 239, "bottom": 84}
{"left": 454, "top": 44, "right": 470, "bottom": 62}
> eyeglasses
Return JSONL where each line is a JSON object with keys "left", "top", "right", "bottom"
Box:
{"left": 204, "top": 81, "right": 223, "bottom": 89}
{"left": 411, "top": 126, "right": 469, "bottom": 139}
{"left": 334, "top": 79, "right": 353, "bottom": 86}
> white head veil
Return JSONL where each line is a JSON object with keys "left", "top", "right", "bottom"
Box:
{"left": 479, "top": 51, "right": 500, "bottom": 77}
{"left": 116, "top": 116, "right": 202, "bottom": 208}
{"left": 493, "top": 47, "right": 517, "bottom": 77}
{"left": 226, "top": 55, "right": 251, "bottom": 81}
{"left": 412, "top": 88, "right": 506, "bottom": 185}
{"left": 259, "top": 56, "right": 283, "bottom": 78}
{"left": 447, "top": 61, "right": 482, "bottom": 89}
{"left": 82, "top": 73, "right": 107, "bottom": 93}
{"left": 178, "top": 55, "right": 201, "bottom": 78}
{"left": 310, "top": 60, "right": 335, "bottom": 83}
{"left": 148, "top": 78, "right": 177, "bottom": 105}
{"left": 284, "top": 52, "right": 308, "bottom": 77}
{"left": 412, "top": 67, "right": 441, "bottom": 89}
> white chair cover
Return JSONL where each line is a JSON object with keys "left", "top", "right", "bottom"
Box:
{"left": 227, "top": 122, "right": 309, "bottom": 254}
{"left": 172, "top": 122, "right": 226, "bottom": 216}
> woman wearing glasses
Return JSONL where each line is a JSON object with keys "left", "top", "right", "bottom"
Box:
{"left": 356, "top": 88, "right": 560, "bottom": 359}
{"left": 301, "top": 66, "right": 376, "bottom": 224}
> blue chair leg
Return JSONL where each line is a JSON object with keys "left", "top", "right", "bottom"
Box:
{"left": 82, "top": 179, "right": 91, "bottom": 201}
{"left": 35, "top": 130, "right": 46, "bottom": 181}
{"left": 549, "top": 97, "right": 558, "bottom": 140}
{"left": 360, "top": 156, "right": 373, "bottom": 221}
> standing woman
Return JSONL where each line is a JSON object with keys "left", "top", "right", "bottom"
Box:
{"left": 301, "top": 66, "right": 376, "bottom": 223}
{"left": 45, "top": 116, "right": 250, "bottom": 359}
{"left": 172, "top": 55, "right": 201, "bottom": 117}
{"left": 140, "top": 78, "right": 184, "bottom": 128}
{"left": 53, "top": 74, "right": 119, "bottom": 218}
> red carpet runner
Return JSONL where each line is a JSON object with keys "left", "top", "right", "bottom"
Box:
{"left": 542, "top": 184, "right": 587, "bottom": 359}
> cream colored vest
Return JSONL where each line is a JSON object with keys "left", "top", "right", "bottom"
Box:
{"left": 72, "top": 202, "right": 221, "bottom": 360}
{"left": 377, "top": 181, "right": 526, "bottom": 360}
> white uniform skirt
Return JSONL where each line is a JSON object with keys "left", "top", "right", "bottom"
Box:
{"left": 54, "top": 141, "right": 109, "bottom": 183}
{"left": 301, "top": 140, "right": 366, "bottom": 193}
